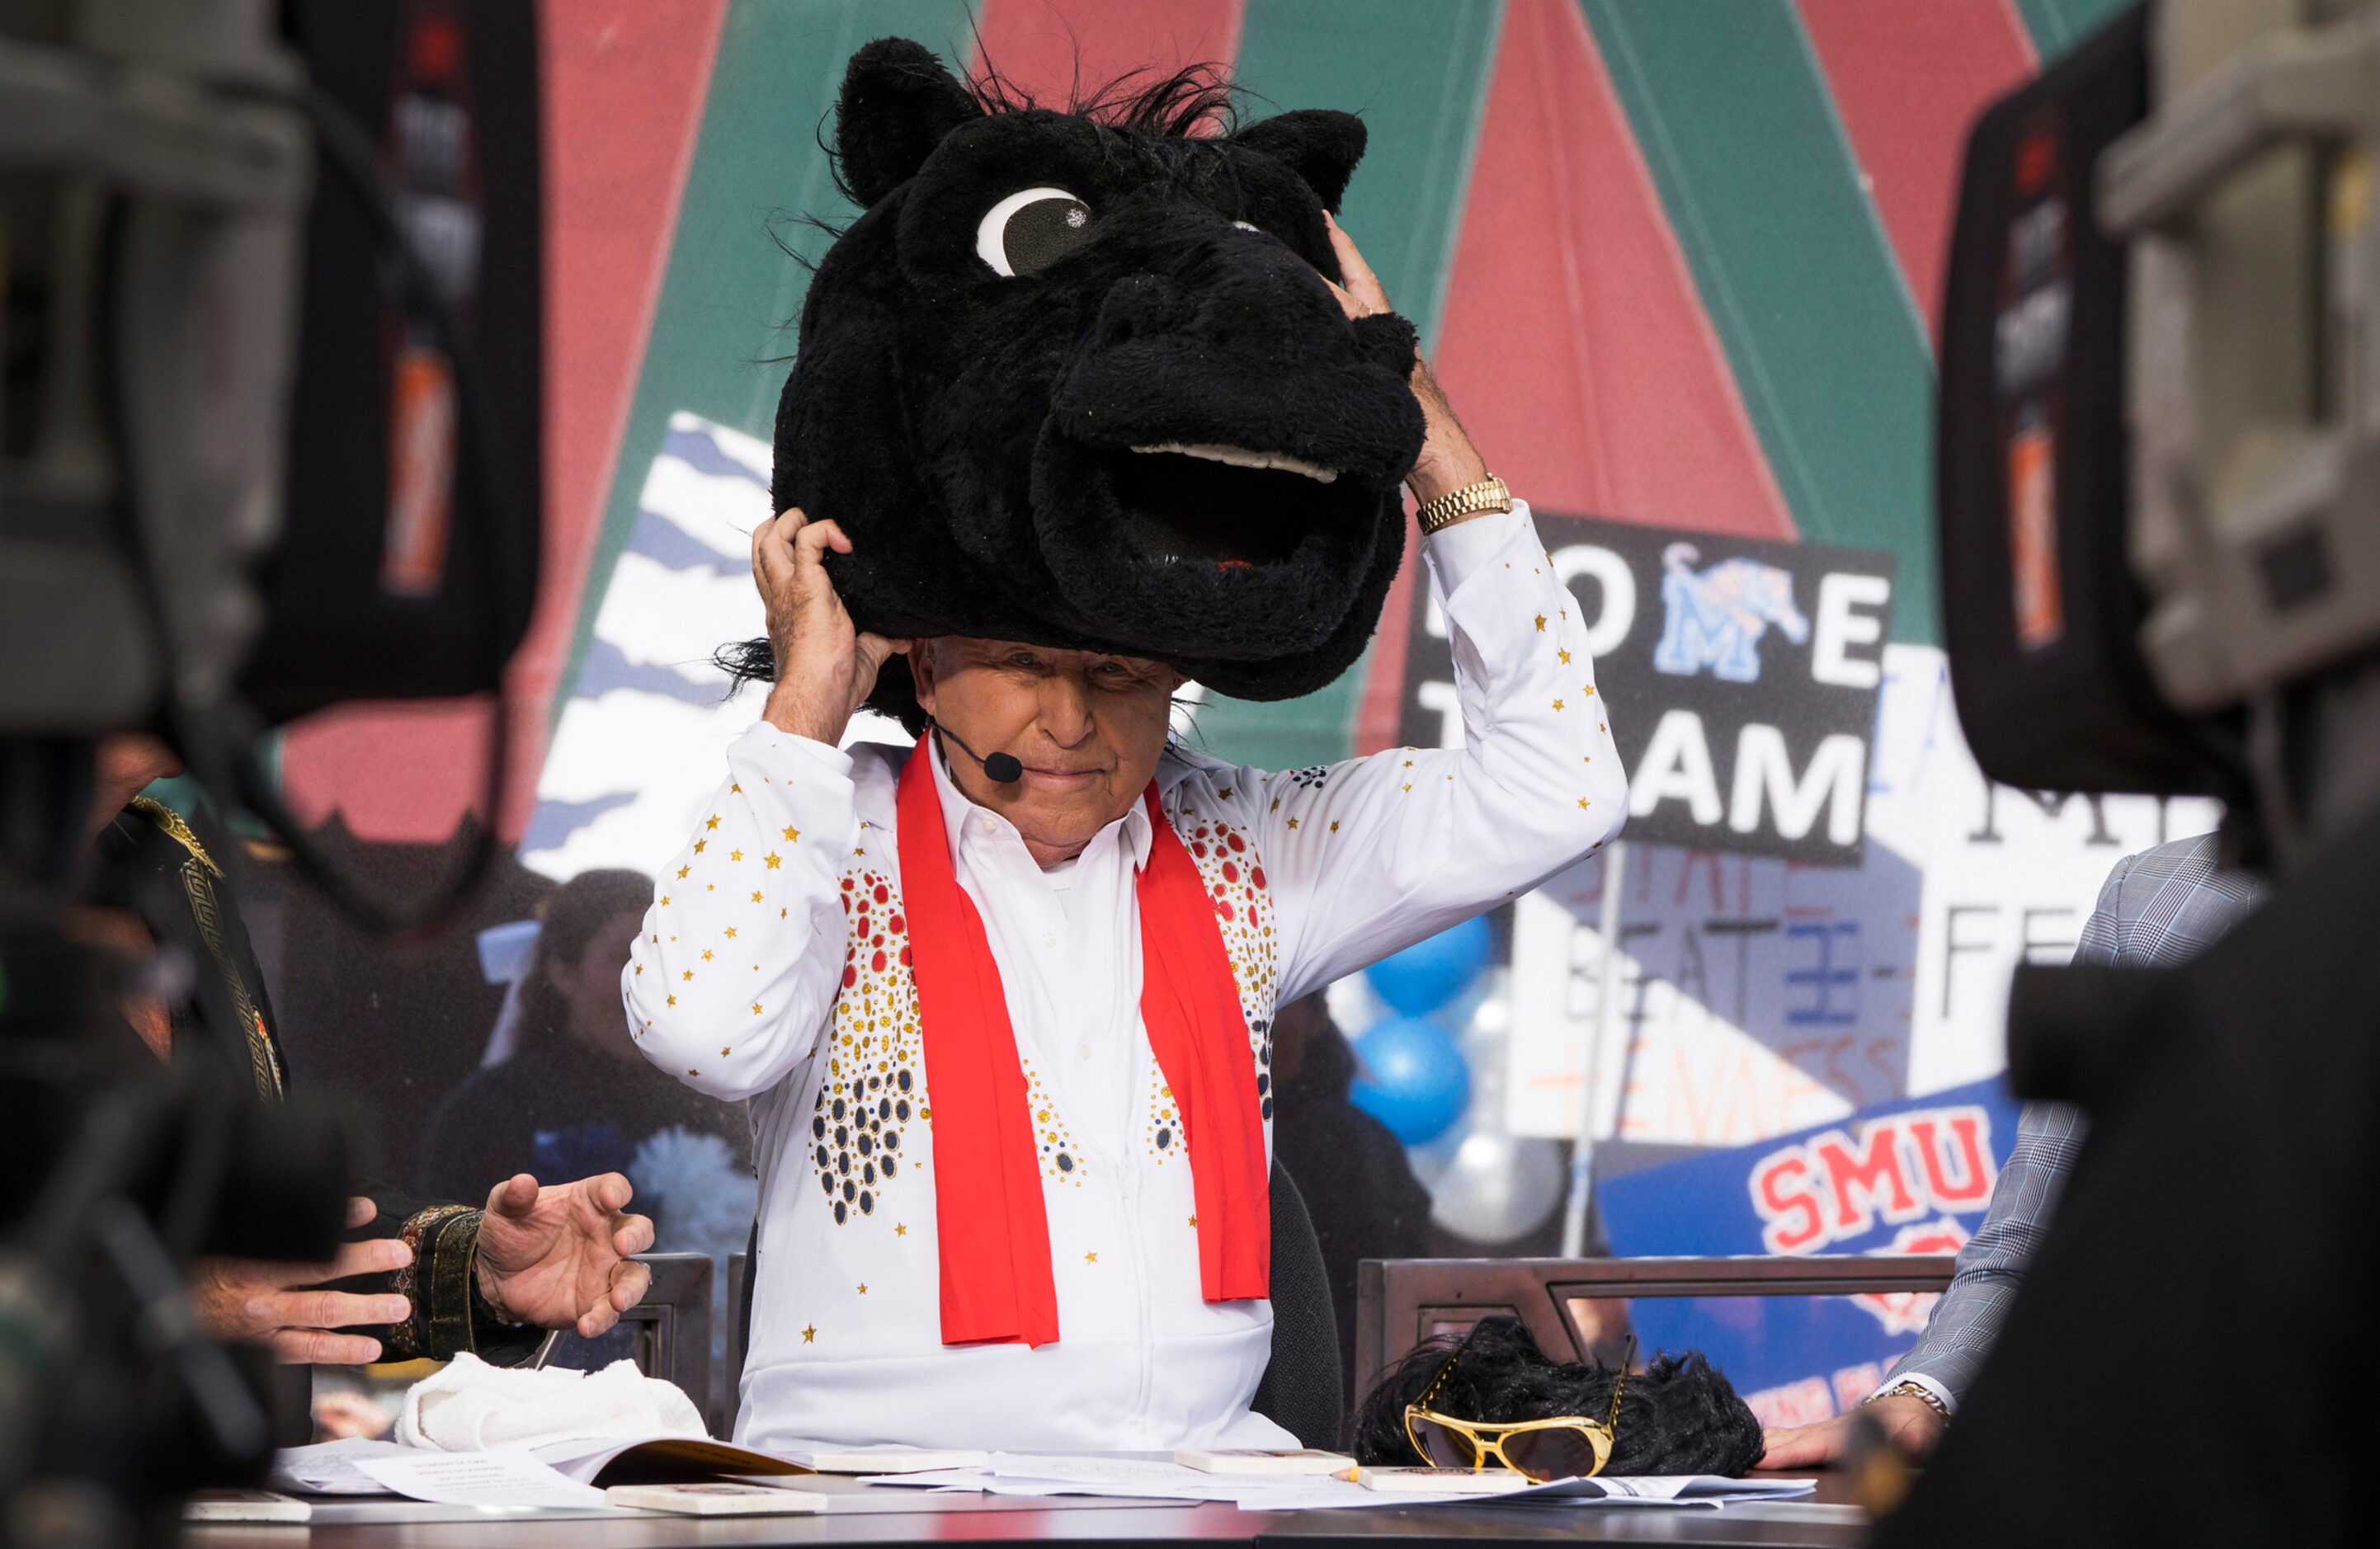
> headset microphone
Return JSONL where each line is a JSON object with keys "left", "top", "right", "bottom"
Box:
{"left": 931, "top": 721, "right": 1024, "bottom": 784}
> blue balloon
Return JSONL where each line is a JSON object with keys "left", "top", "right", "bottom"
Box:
{"left": 1349, "top": 1015, "right": 1472, "bottom": 1146}
{"left": 1365, "top": 916, "right": 1492, "bottom": 1015}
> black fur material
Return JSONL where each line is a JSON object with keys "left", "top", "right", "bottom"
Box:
{"left": 1353, "top": 1316, "right": 1765, "bottom": 1478}
{"left": 738, "top": 38, "right": 1427, "bottom": 730}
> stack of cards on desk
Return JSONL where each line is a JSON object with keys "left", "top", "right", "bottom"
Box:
{"left": 607, "top": 1483, "right": 830, "bottom": 1516}
{"left": 1354, "top": 1466, "right": 1533, "bottom": 1494}
{"left": 1173, "top": 1448, "right": 1355, "bottom": 1476}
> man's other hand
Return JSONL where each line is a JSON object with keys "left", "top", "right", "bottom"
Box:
{"left": 474, "top": 1173, "right": 656, "bottom": 1338}
{"left": 190, "top": 1195, "right": 412, "bottom": 1364}
{"left": 1760, "top": 1393, "right": 1947, "bottom": 1468}
{"left": 752, "top": 506, "right": 910, "bottom": 746}
{"left": 1317, "top": 213, "right": 1488, "bottom": 508}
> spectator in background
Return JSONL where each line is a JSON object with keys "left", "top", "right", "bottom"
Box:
{"left": 420, "top": 870, "right": 755, "bottom": 1270}
{"left": 1269, "top": 993, "right": 1435, "bottom": 1401}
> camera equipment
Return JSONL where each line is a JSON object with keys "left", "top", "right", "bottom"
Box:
{"left": 1891, "top": 1, "right": 2380, "bottom": 1541}
{"left": 1, "top": 1, "right": 541, "bottom": 1540}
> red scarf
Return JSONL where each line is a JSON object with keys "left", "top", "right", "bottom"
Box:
{"left": 895, "top": 740, "right": 1270, "bottom": 1346}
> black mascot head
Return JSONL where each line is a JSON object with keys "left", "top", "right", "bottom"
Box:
{"left": 1355, "top": 1316, "right": 1766, "bottom": 1478}
{"left": 737, "top": 38, "right": 1428, "bottom": 730}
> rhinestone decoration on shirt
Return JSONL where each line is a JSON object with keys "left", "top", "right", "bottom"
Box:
{"left": 1024, "top": 1058, "right": 1086, "bottom": 1184}
{"left": 810, "top": 868, "right": 922, "bottom": 1226}
{"left": 1170, "top": 798, "right": 1280, "bottom": 1128}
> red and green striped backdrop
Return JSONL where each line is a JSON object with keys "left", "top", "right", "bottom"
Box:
{"left": 280, "top": 0, "right": 2132, "bottom": 841}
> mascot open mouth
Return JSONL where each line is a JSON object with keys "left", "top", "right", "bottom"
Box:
{"left": 1109, "top": 445, "right": 1348, "bottom": 568}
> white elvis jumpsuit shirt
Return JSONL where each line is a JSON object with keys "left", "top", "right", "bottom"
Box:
{"left": 624, "top": 501, "right": 1628, "bottom": 1452}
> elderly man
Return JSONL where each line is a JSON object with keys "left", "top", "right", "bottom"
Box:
{"left": 626, "top": 224, "right": 1626, "bottom": 1452}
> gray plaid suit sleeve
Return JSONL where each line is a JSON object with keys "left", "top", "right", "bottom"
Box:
{"left": 1882, "top": 834, "right": 2259, "bottom": 1407}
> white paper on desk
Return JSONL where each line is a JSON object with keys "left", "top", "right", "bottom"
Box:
{"left": 356, "top": 1451, "right": 609, "bottom": 1509}
{"left": 269, "top": 1438, "right": 414, "bottom": 1495}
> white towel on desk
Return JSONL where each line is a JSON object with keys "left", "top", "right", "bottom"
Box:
{"left": 396, "top": 1353, "right": 706, "bottom": 1452}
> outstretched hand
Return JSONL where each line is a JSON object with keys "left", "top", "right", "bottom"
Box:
{"left": 1318, "top": 213, "right": 1488, "bottom": 508}
{"left": 752, "top": 507, "right": 910, "bottom": 746}
{"left": 474, "top": 1173, "right": 656, "bottom": 1339}
{"left": 1760, "top": 1393, "right": 1946, "bottom": 1468}
{"left": 190, "top": 1195, "right": 413, "bottom": 1365}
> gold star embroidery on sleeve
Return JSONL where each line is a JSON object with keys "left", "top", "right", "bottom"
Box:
{"left": 1402, "top": 758, "right": 1413, "bottom": 768}
{"left": 752, "top": 890, "right": 764, "bottom": 902}
{"left": 1188, "top": 1216, "right": 1199, "bottom": 1228}
{"left": 1577, "top": 798, "right": 1592, "bottom": 810}
{"left": 687, "top": 1067, "right": 699, "bottom": 1076}
{"left": 766, "top": 852, "right": 783, "bottom": 869}
{"left": 895, "top": 1222, "right": 908, "bottom": 1236}
{"left": 1583, "top": 685, "right": 1596, "bottom": 697}
{"left": 676, "top": 865, "right": 690, "bottom": 879}
{"left": 802, "top": 1324, "right": 816, "bottom": 1343}
{"left": 729, "top": 848, "right": 743, "bottom": 861}
{"left": 660, "top": 896, "right": 670, "bottom": 906}
{"left": 1402, "top": 783, "right": 1412, "bottom": 793}
{"left": 1218, "top": 787, "right": 1233, "bottom": 799}
{"left": 730, "top": 782, "right": 742, "bottom": 793}
{"left": 1270, "top": 798, "right": 1280, "bottom": 812}
{"left": 1285, "top": 816, "right": 1298, "bottom": 829}
{"left": 1534, "top": 614, "right": 1546, "bottom": 631}
{"left": 725, "top": 927, "right": 738, "bottom": 939}
{"left": 752, "top": 1003, "right": 762, "bottom": 1015}
{"left": 782, "top": 825, "right": 799, "bottom": 841}
{"left": 667, "top": 994, "right": 676, "bottom": 1006}
{"left": 705, "top": 815, "right": 720, "bottom": 830}
{"left": 1329, "top": 820, "right": 1340, "bottom": 833}
{"left": 858, "top": 1283, "right": 868, "bottom": 1295}
{"left": 1553, "top": 699, "right": 1565, "bottom": 711}
{"left": 702, "top": 949, "right": 714, "bottom": 962}
{"left": 693, "top": 839, "right": 707, "bottom": 854}
{"left": 682, "top": 969, "right": 694, "bottom": 981}
{"left": 1084, "top": 1251, "right": 1098, "bottom": 1264}
{"left": 1558, "top": 647, "right": 1572, "bottom": 665}
{"left": 721, "top": 1046, "right": 732, "bottom": 1057}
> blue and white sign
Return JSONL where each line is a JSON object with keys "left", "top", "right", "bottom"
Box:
{"left": 1595, "top": 1076, "right": 2021, "bottom": 1427}
{"left": 1399, "top": 513, "right": 1896, "bottom": 866}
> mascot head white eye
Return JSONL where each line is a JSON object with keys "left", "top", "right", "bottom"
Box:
{"left": 977, "top": 186, "right": 1092, "bottom": 276}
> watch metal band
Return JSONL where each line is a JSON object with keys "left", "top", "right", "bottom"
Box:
{"left": 1415, "top": 473, "right": 1512, "bottom": 534}
{"left": 1868, "top": 1380, "right": 1952, "bottom": 1422}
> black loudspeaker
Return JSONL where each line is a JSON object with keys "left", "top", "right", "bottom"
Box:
{"left": 239, "top": 0, "right": 540, "bottom": 723}
{"left": 1936, "top": 2, "right": 2232, "bottom": 798}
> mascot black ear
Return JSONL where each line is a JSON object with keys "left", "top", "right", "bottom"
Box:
{"left": 835, "top": 38, "right": 982, "bottom": 208}
{"left": 1232, "top": 108, "right": 1368, "bottom": 211}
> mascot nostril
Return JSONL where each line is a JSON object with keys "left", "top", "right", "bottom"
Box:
{"left": 750, "top": 36, "right": 1430, "bottom": 732}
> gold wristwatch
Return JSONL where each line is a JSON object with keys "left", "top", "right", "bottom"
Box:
{"left": 1415, "top": 473, "right": 1512, "bottom": 534}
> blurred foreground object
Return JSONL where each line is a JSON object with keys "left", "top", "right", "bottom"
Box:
{"left": 2, "top": 0, "right": 540, "bottom": 1542}
{"left": 1895, "top": 0, "right": 2380, "bottom": 1542}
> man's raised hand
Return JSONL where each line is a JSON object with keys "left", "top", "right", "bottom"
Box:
{"left": 474, "top": 1173, "right": 656, "bottom": 1339}
{"left": 1317, "top": 214, "right": 1487, "bottom": 508}
{"left": 752, "top": 507, "right": 909, "bottom": 746}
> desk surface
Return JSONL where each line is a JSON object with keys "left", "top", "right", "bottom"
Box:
{"left": 186, "top": 1472, "right": 1868, "bottom": 1549}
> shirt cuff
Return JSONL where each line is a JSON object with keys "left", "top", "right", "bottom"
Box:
{"left": 1869, "top": 1369, "right": 1958, "bottom": 1416}
{"left": 733, "top": 718, "right": 856, "bottom": 780}
{"left": 1422, "top": 500, "right": 1530, "bottom": 596}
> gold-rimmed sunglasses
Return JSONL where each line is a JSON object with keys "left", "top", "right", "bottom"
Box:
{"left": 1402, "top": 1329, "right": 1634, "bottom": 1481}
